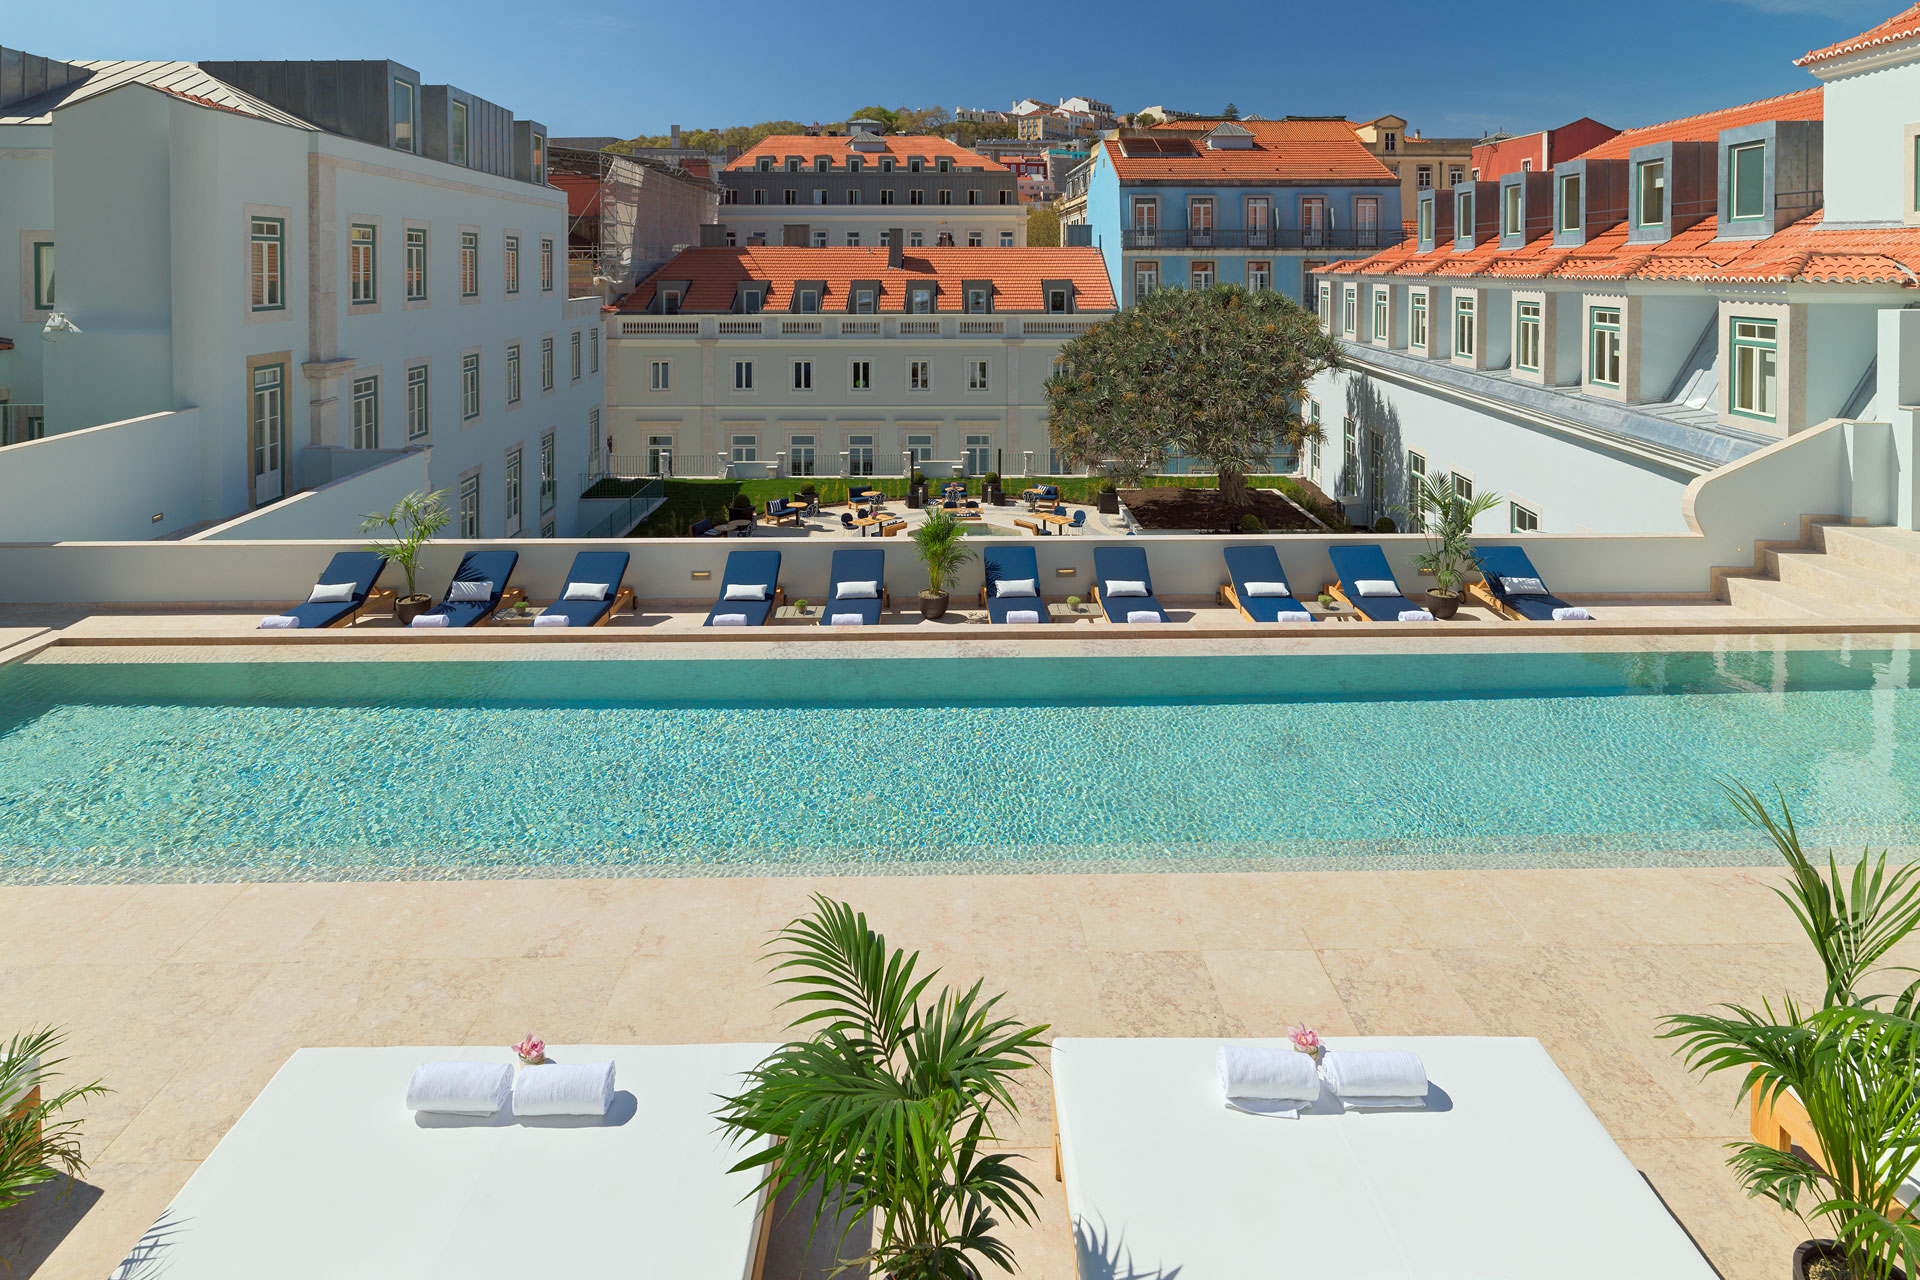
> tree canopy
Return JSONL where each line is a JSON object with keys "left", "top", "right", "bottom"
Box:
{"left": 1044, "top": 285, "right": 1341, "bottom": 506}
{"left": 615, "top": 106, "right": 1018, "bottom": 158}
{"left": 1025, "top": 204, "right": 1061, "bottom": 247}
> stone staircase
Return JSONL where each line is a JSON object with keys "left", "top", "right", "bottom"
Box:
{"left": 1722, "top": 521, "right": 1920, "bottom": 619}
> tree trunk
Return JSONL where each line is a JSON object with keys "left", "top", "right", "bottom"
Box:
{"left": 1218, "top": 468, "right": 1248, "bottom": 510}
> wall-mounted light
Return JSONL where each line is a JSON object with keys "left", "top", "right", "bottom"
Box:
{"left": 1055, "top": 567, "right": 1076, "bottom": 576}
{"left": 691, "top": 570, "right": 712, "bottom": 580}
{"left": 151, "top": 512, "right": 165, "bottom": 523}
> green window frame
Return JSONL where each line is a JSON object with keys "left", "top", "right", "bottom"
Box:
{"left": 458, "top": 473, "right": 479, "bottom": 538}
{"left": 1730, "top": 142, "right": 1767, "bottom": 221}
{"left": 32, "top": 240, "right": 55, "bottom": 311}
{"left": 461, "top": 352, "right": 480, "bottom": 421}
{"left": 1516, "top": 301, "right": 1542, "bottom": 373}
{"left": 1559, "top": 173, "right": 1581, "bottom": 233}
{"left": 251, "top": 362, "right": 286, "bottom": 486}
{"left": 1372, "top": 289, "right": 1387, "bottom": 341}
{"left": 540, "top": 239, "right": 554, "bottom": 292}
{"left": 506, "top": 343, "right": 521, "bottom": 405}
{"left": 570, "top": 330, "right": 582, "bottom": 381}
{"left": 1914, "top": 134, "right": 1920, "bottom": 213}
{"left": 539, "top": 432, "right": 556, "bottom": 515}
{"left": 460, "top": 232, "right": 478, "bottom": 298}
{"left": 1730, "top": 317, "right": 1779, "bottom": 422}
{"left": 350, "top": 375, "right": 379, "bottom": 449}
{"left": 249, "top": 218, "right": 283, "bottom": 312}
{"left": 406, "top": 365, "right": 430, "bottom": 440}
{"left": 1417, "top": 199, "right": 1432, "bottom": 244}
{"left": 1510, "top": 501, "right": 1539, "bottom": 532}
{"left": 349, "top": 224, "right": 377, "bottom": 304}
{"left": 1637, "top": 160, "right": 1665, "bottom": 227}
{"left": 1342, "top": 286, "right": 1357, "bottom": 336}
{"left": 541, "top": 337, "right": 555, "bottom": 391}
{"left": 1454, "top": 295, "right": 1476, "bottom": 358}
{"left": 1589, "top": 307, "right": 1622, "bottom": 387}
{"left": 1410, "top": 292, "right": 1428, "bottom": 348}
{"left": 505, "top": 448, "right": 523, "bottom": 535}
{"left": 589, "top": 326, "right": 599, "bottom": 374}
{"left": 504, "top": 235, "right": 520, "bottom": 294}
{"left": 1502, "top": 184, "right": 1522, "bottom": 238}
{"left": 405, "top": 228, "right": 427, "bottom": 301}
{"left": 1456, "top": 191, "right": 1473, "bottom": 239}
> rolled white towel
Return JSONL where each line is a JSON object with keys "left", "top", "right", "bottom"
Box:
{"left": 1275, "top": 611, "right": 1312, "bottom": 623}
{"left": 1005, "top": 609, "right": 1041, "bottom": 624}
{"left": 829, "top": 612, "right": 865, "bottom": 626}
{"left": 710, "top": 613, "right": 749, "bottom": 627}
{"left": 1320, "top": 1049, "right": 1428, "bottom": 1108}
{"left": 257, "top": 615, "right": 300, "bottom": 629}
{"left": 513, "top": 1060, "right": 616, "bottom": 1117}
{"left": 1552, "top": 606, "right": 1593, "bottom": 621}
{"left": 1126, "top": 610, "right": 1162, "bottom": 623}
{"left": 532, "top": 613, "right": 570, "bottom": 627}
{"left": 406, "top": 1061, "right": 513, "bottom": 1115}
{"left": 1397, "top": 609, "right": 1435, "bottom": 622}
{"left": 409, "top": 613, "right": 451, "bottom": 628}
{"left": 1218, "top": 1045, "right": 1320, "bottom": 1117}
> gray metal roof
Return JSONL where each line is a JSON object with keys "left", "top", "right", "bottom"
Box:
{"left": 0, "top": 61, "right": 317, "bottom": 128}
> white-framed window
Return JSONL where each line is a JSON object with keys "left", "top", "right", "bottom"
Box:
{"left": 1410, "top": 291, "right": 1428, "bottom": 348}
{"left": 569, "top": 330, "right": 582, "bottom": 382}
{"left": 1048, "top": 288, "right": 1068, "bottom": 313}
{"left": 792, "top": 359, "right": 813, "bottom": 391}
{"left": 1730, "top": 142, "right": 1767, "bottom": 222}
{"left": 1560, "top": 173, "right": 1582, "bottom": 233}
{"left": 1372, "top": 289, "right": 1387, "bottom": 341}
{"left": 350, "top": 375, "right": 379, "bottom": 448}
{"left": 647, "top": 434, "right": 674, "bottom": 475}
{"left": 965, "top": 433, "right": 991, "bottom": 474}
{"left": 1417, "top": 164, "right": 1433, "bottom": 189}
{"left": 505, "top": 448, "right": 523, "bottom": 535}
{"left": 406, "top": 364, "right": 429, "bottom": 439}
{"left": 966, "top": 287, "right": 988, "bottom": 312}
{"left": 731, "top": 434, "right": 758, "bottom": 463}
{"left": 967, "top": 358, "right": 989, "bottom": 391}
{"left": 660, "top": 288, "right": 681, "bottom": 315}
{"left": 908, "top": 287, "right": 933, "bottom": 313}
{"left": 812, "top": 230, "right": 828, "bottom": 246}
{"left": 999, "top": 230, "right": 1014, "bottom": 247}
{"left": 541, "top": 337, "right": 555, "bottom": 391}
{"left": 1342, "top": 286, "right": 1357, "bottom": 336}
{"left": 1417, "top": 199, "right": 1432, "bottom": 243}
{"left": 909, "top": 359, "right": 930, "bottom": 391}
{"left": 1516, "top": 301, "right": 1541, "bottom": 373}
{"left": 458, "top": 473, "right": 479, "bottom": 537}
{"left": 847, "top": 433, "right": 875, "bottom": 476}
{"left": 1191, "top": 260, "right": 1216, "bottom": 289}
{"left": 1454, "top": 295, "right": 1476, "bottom": 358}
{"left": 1382, "top": 130, "right": 1398, "bottom": 153}
{"left": 1502, "top": 184, "right": 1522, "bottom": 237}
{"left": 907, "top": 433, "right": 934, "bottom": 468}
{"left": 405, "top": 227, "right": 427, "bottom": 301}
{"left": 506, "top": 343, "right": 521, "bottom": 404}
{"left": 909, "top": 228, "right": 924, "bottom": 244}
{"left": 796, "top": 288, "right": 820, "bottom": 312}
{"left": 790, "top": 433, "right": 816, "bottom": 476}
{"left": 1134, "top": 261, "right": 1159, "bottom": 300}
{"left": 854, "top": 288, "right": 876, "bottom": 313}
{"left": 1448, "top": 164, "right": 1465, "bottom": 187}
{"left": 968, "top": 232, "right": 983, "bottom": 247}
{"left": 589, "top": 326, "right": 599, "bottom": 374}
{"left": 733, "top": 359, "right": 754, "bottom": 391}
{"left": 846, "top": 232, "right": 862, "bottom": 246}
{"left": 460, "top": 231, "right": 478, "bottom": 297}
{"left": 1406, "top": 449, "right": 1426, "bottom": 528}
{"left": 250, "top": 218, "right": 284, "bottom": 311}
{"left": 1453, "top": 472, "right": 1475, "bottom": 502}
{"left": 540, "top": 239, "right": 554, "bottom": 292}
{"left": 460, "top": 352, "right": 480, "bottom": 420}
{"left": 1510, "top": 501, "right": 1539, "bottom": 532}
{"left": 1247, "top": 261, "right": 1271, "bottom": 291}
{"left": 650, "top": 360, "right": 669, "bottom": 392}
{"left": 850, "top": 359, "right": 871, "bottom": 391}
{"left": 1637, "top": 159, "right": 1666, "bottom": 227}
{"left": 349, "top": 224, "right": 376, "bottom": 304}
{"left": 1589, "top": 307, "right": 1622, "bottom": 387}
{"left": 539, "top": 432, "right": 556, "bottom": 515}
{"left": 1730, "top": 317, "right": 1779, "bottom": 421}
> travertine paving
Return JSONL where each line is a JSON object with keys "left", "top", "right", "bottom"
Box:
{"left": 0, "top": 869, "right": 1835, "bottom": 1279}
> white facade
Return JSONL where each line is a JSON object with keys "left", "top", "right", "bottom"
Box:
{"left": 712, "top": 208, "right": 1027, "bottom": 250}
{"left": 606, "top": 312, "right": 1103, "bottom": 481}
{"left": 0, "top": 62, "right": 604, "bottom": 540}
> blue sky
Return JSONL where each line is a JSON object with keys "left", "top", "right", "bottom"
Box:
{"left": 8, "top": 0, "right": 1898, "bottom": 140}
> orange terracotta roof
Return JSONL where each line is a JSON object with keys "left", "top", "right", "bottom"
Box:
{"left": 0, "top": 337, "right": 12, "bottom": 350}
{"left": 1580, "top": 88, "right": 1822, "bottom": 160}
{"left": 616, "top": 246, "right": 1116, "bottom": 313}
{"left": 726, "top": 134, "right": 1007, "bottom": 173}
{"left": 1798, "top": 3, "right": 1920, "bottom": 66}
{"left": 1314, "top": 210, "right": 1920, "bottom": 289}
{"left": 1103, "top": 120, "right": 1397, "bottom": 184}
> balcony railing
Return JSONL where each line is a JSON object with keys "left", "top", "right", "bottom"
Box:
{"left": 613, "top": 314, "right": 1105, "bottom": 340}
{"left": 1119, "top": 226, "right": 1405, "bottom": 252}
{"left": 1, "top": 404, "right": 46, "bottom": 447}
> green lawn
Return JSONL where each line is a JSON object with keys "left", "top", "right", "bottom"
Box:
{"left": 626, "top": 475, "right": 1346, "bottom": 536}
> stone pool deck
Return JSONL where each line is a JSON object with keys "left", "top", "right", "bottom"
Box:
{"left": 0, "top": 868, "right": 1837, "bottom": 1279}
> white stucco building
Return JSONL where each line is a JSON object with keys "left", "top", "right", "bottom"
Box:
{"left": 0, "top": 52, "right": 605, "bottom": 541}
{"left": 1307, "top": 8, "right": 1920, "bottom": 536}
{"left": 604, "top": 243, "right": 1114, "bottom": 483}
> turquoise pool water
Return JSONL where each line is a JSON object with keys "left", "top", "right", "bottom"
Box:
{"left": 1, "top": 646, "right": 1916, "bottom": 882}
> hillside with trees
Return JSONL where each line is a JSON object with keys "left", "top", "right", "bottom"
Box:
{"left": 613, "top": 106, "right": 1016, "bottom": 156}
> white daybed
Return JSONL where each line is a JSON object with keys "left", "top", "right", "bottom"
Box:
{"left": 111, "top": 1043, "right": 779, "bottom": 1280}
{"left": 1051, "top": 1035, "right": 1719, "bottom": 1280}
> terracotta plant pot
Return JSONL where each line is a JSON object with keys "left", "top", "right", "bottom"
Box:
{"left": 1793, "top": 1239, "right": 1902, "bottom": 1280}
{"left": 1423, "top": 591, "right": 1461, "bottom": 621}
{"left": 395, "top": 594, "right": 433, "bottom": 625}
{"left": 918, "top": 591, "right": 949, "bottom": 621}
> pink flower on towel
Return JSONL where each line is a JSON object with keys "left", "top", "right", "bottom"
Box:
{"left": 1288, "top": 1023, "right": 1321, "bottom": 1056}
{"left": 512, "top": 1034, "right": 546, "bottom": 1066}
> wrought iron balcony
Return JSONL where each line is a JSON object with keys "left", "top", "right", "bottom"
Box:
{"left": 1119, "top": 226, "right": 1404, "bottom": 252}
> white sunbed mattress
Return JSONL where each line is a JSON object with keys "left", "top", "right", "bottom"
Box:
{"left": 1052, "top": 1035, "right": 1719, "bottom": 1280}
{"left": 110, "top": 1043, "right": 779, "bottom": 1280}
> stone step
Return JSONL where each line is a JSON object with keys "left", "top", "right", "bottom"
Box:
{"left": 1724, "top": 574, "right": 1843, "bottom": 618}
{"left": 1767, "top": 546, "right": 1918, "bottom": 616}
{"left": 1813, "top": 523, "right": 1920, "bottom": 583}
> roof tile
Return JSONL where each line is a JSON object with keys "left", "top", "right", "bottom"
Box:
{"left": 617, "top": 246, "right": 1116, "bottom": 314}
{"left": 1798, "top": 3, "right": 1920, "bottom": 66}
{"left": 726, "top": 134, "right": 1008, "bottom": 173}
{"left": 1578, "top": 88, "right": 1821, "bottom": 160}
{"left": 1104, "top": 120, "right": 1396, "bottom": 184}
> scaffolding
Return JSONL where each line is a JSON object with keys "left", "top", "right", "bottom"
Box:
{"left": 548, "top": 145, "right": 721, "bottom": 299}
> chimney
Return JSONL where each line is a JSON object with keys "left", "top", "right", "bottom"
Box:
{"left": 671, "top": 124, "right": 681, "bottom": 148}
{"left": 887, "top": 229, "right": 904, "bottom": 268}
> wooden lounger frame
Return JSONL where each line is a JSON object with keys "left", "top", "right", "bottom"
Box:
{"left": 322, "top": 587, "right": 398, "bottom": 628}
{"left": 1751, "top": 1082, "right": 1911, "bottom": 1215}
{"left": 1013, "top": 519, "right": 1044, "bottom": 536}
{"left": 1466, "top": 578, "right": 1523, "bottom": 621}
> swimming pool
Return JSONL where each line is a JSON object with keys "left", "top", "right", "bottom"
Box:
{"left": 1, "top": 644, "right": 1916, "bottom": 882}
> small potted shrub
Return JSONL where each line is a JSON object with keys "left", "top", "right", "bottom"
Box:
{"left": 983, "top": 471, "right": 1004, "bottom": 505}
{"left": 911, "top": 508, "right": 976, "bottom": 621}
{"left": 1395, "top": 471, "right": 1499, "bottom": 621}
{"left": 1097, "top": 479, "right": 1121, "bottom": 515}
{"left": 1065, "top": 594, "right": 1084, "bottom": 614}
{"left": 1317, "top": 591, "right": 1338, "bottom": 614}
{"left": 1239, "top": 513, "right": 1266, "bottom": 535}
{"left": 792, "top": 598, "right": 810, "bottom": 618}
{"left": 360, "top": 489, "right": 450, "bottom": 625}
{"left": 1373, "top": 515, "right": 1398, "bottom": 534}
{"left": 908, "top": 470, "right": 929, "bottom": 509}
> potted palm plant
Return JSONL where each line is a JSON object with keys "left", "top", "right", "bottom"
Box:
{"left": 1394, "top": 471, "right": 1500, "bottom": 620}
{"left": 1664, "top": 786, "right": 1920, "bottom": 1280}
{"left": 360, "top": 489, "right": 450, "bottom": 625}
{"left": 716, "top": 897, "right": 1048, "bottom": 1280}
{"left": 911, "top": 508, "right": 976, "bottom": 621}
{"left": 3, "top": 1027, "right": 109, "bottom": 1219}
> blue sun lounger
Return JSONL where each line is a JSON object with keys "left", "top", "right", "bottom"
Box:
{"left": 1093, "top": 546, "right": 1170, "bottom": 624}
{"left": 980, "top": 544, "right": 1049, "bottom": 624}
{"left": 262, "top": 551, "right": 390, "bottom": 629}
{"left": 821, "top": 548, "right": 888, "bottom": 626}
{"left": 1326, "top": 545, "right": 1430, "bottom": 622}
{"left": 1471, "top": 546, "right": 1593, "bottom": 621}
{"left": 411, "top": 550, "right": 521, "bottom": 627}
{"left": 534, "top": 551, "right": 633, "bottom": 628}
{"left": 703, "top": 549, "right": 782, "bottom": 627}
{"left": 1221, "top": 545, "right": 1314, "bottom": 623}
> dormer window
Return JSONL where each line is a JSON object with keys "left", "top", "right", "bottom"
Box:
{"left": 1520, "top": 159, "right": 1532, "bottom": 173}
{"left": 797, "top": 289, "right": 820, "bottom": 312}
{"left": 1456, "top": 190, "right": 1474, "bottom": 236}
{"left": 908, "top": 287, "right": 934, "bottom": 313}
{"left": 815, "top": 157, "right": 829, "bottom": 172}
{"left": 1559, "top": 173, "right": 1582, "bottom": 233}
{"left": 1048, "top": 289, "right": 1069, "bottom": 313}
{"left": 1382, "top": 131, "right": 1398, "bottom": 153}
{"left": 661, "top": 288, "right": 682, "bottom": 315}
{"left": 1637, "top": 160, "right": 1665, "bottom": 226}
{"left": 787, "top": 158, "right": 800, "bottom": 172}
{"left": 937, "top": 157, "right": 951, "bottom": 173}
{"left": 849, "top": 158, "right": 863, "bottom": 173}
{"left": 1729, "top": 142, "right": 1766, "bottom": 222}
{"left": 881, "top": 158, "right": 895, "bottom": 173}
{"left": 855, "top": 288, "right": 876, "bottom": 313}
{"left": 909, "top": 158, "right": 923, "bottom": 173}
{"left": 1417, "top": 200, "right": 1432, "bottom": 244}
{"left": 740, "top": 290, "right": 762, "bottom": 314}
{"left": 758, "top": 158, "right": 772, "bottom": 172}
{"left": 966, "top": 287, "right": 988, "bottom": 312}
{"left": 1502, "top": 185, "right": 1522, "bottom": 238}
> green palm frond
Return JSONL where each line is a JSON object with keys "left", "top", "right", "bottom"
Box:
{"left": 1, "top": 1027, "right": 110, "bottom": 1218}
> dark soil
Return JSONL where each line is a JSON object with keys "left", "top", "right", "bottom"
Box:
{"left": 1122, "top": 485, "right": 1318, "bottom": 533}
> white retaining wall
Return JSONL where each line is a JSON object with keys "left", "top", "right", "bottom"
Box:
{"left": 191, "top": 451, "right": 434, "bottom": 542}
